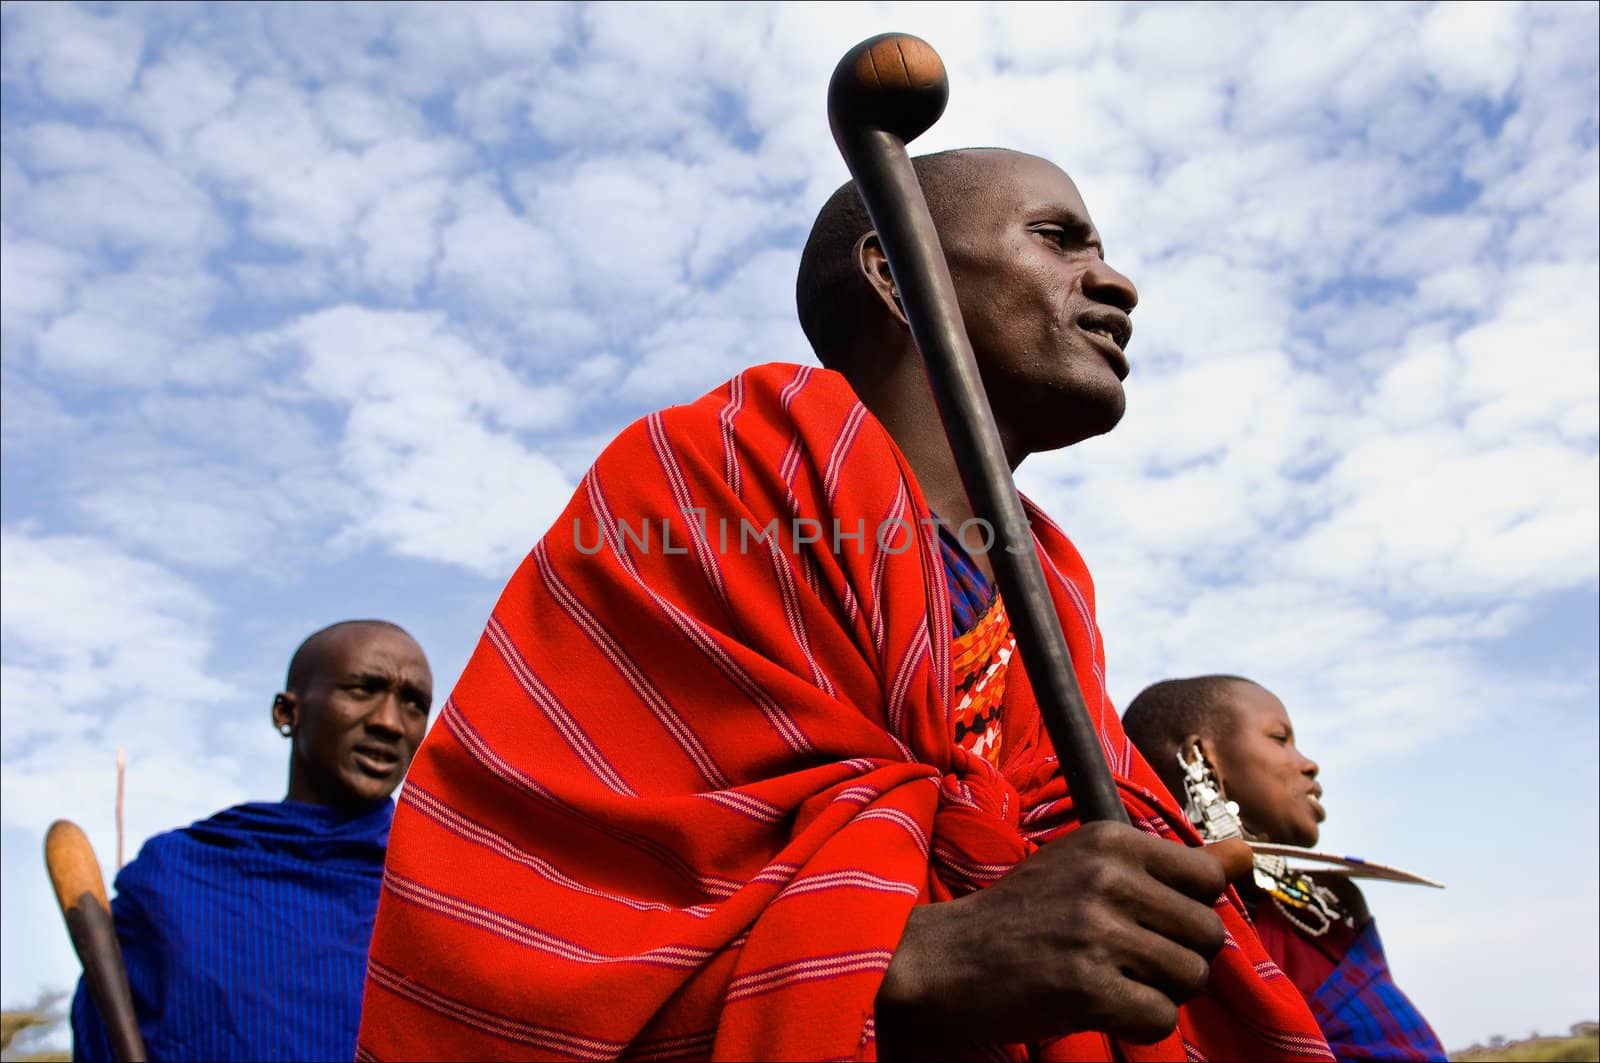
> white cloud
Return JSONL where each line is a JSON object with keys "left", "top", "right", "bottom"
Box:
{"left": 11, "top": 124, "right": 224, "bottom": 253}
{"left": 280, "top": 306, "right": 577, "bottom": 573}
{"left": 1118, "top": 3, "right": 1252, "bottom": 79}
{"left": 72, "top": 464, "right": 329, "bottom": 573}
{"left": 313, "top": 83, "right": 427, "bottom": 148}
{"left": 435, "top": 179, "right": 586, "bottom": 343}
{"left": 1456, "top": 261, "right": 1599, "bottom": 440}
{"left": 185, "top": 76, "right": 467, "bottom": 257}
{"left": 380, "top": 2, "right": 568, "bottom": 95}
{"left": 451, "top": 67, "right": 545, "bottom": 145}
{"left": 355, "top": 175, "right": 452, "bottom": 296}
{"left": 1, "top": 3, "right": 144, "bottom": 109}
{"left": 0, "top": 156, "right": 28, "bottom": 220}
{"left": 226, "top": 258, "right": 340, "bottom": 306}
{"left": 26, "top": 388, "right": 345, "bottom": 574}
{"left": 32, "top": 257, "right": 221, "bottom": 385}
{"left": 187, "top": 75, "right": 327, "bottom": 189}
{"left": 509, "top": 3, "right": 769, "bottom": 152}
{"left": 286, "top": 306, "right": 569, "bottom": 430}
{"left": 620, "top": 246, "right": 810, "bottom": 401}
{"left": 0, "top": 371, "right": 80, "bottom": 458}
{"left": 0, "top": 529, "right": 233, "bottom": 762}
{"left": 1370, "top": 331, "right": 1463, "bottom": 429}
{"left": 1238, "top": 4, "right": 1415, "bottom": 131}
{"left": 1420, "top": 0, "right": 1526, "bottom": 100}
{"left": 0, "top": 226, "right": 89, "bottom": 346}
{"left": 333, "top": 400, "right": 574, "bottom": 573}
{"left": 125, "top": 48, "right": 239, "bottom": 151}
{"left": 514, "top": 155, "right": 698, "bottom": 312}
{"left": 1118, "top": 254, "right": 1297, "bottom": 372}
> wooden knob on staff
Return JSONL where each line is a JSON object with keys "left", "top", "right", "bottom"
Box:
{"left": 46, "top": 820, "right": 110, "bottom": 913}
{"left": 45, "top": 820, "right": 147, "bottom": 1062}
{"left": 828, "top": 32, "right": 949, "bottom": 145}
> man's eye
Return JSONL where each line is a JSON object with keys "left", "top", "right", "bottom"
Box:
{"left": 1033, "top": 226, "right": 1067, "bottom": 247}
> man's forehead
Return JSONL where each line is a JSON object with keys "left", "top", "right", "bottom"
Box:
{"left": 954, "top": 149, "right": 1091, "bottom": 223}
{"left": 321, "top": 625, "right": 427, "bottom": 674}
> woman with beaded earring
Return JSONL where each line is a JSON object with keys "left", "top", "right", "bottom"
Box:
{"left": 1123, "top": 675, "right": 1447, "bottom": 1063}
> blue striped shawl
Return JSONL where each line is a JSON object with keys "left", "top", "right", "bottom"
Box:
{"left": 1311, "top": 919, "right": 1446, "bottom": 1062}
{"left": 71, "top": 800, "right": 392, "bottom": 1062}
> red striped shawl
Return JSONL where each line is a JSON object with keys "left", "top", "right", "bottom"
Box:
{"left": 358, "top": 362, "right": 1331, "bottom": 1062}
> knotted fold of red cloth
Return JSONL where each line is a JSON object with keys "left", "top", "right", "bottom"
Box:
{"left": 358, "top": 363, "right": 1332, "bottom": 1062}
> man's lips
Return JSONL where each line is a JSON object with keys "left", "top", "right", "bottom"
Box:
{"left": 352, "top": 743, "right": 402, "bottom": 777}
{"left": 1076, "top": 309, "right": 1132, "bottom": 380}
{"left": 1080, "top": 325, "right": 1131, "bottom": 380}
{"left": 1307, "top": 788, "right": 1326, "bottom": 822}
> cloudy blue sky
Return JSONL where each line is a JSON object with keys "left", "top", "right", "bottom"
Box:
{"left": 2, "top": 0, "right": 1596, "bottom": 1051}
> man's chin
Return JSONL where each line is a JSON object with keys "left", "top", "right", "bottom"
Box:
{"left": 1028, "top": 397, "right": 1125, "bottom": 453}
{"left": 342, "top": 773, "right": 400, "bottom": 804}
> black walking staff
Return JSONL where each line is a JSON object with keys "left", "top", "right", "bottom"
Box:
{"left": 827, "top": 33, "right": 1129, "bottom": 826}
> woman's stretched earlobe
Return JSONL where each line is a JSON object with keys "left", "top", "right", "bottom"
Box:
{"left": 1178, "top": 743, "right": 1242, "bottom": 842}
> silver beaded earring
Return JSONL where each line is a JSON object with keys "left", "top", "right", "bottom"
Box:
{"left": 1177, "top": 745, "right": 1242, "bottom": 842}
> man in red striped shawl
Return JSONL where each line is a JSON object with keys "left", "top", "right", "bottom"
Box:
{"left": 358, "top": 148, "right": 1333, "bottom": 1061}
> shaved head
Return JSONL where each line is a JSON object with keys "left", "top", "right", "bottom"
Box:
{"left": 1122, "top": 675, "right": 1256, "bottom": 795}
{"left": 796, "top": 148, "right": 1011, "bottom": 368}
{"left": 284, "top": 619, "right": 411, "bottom": 693}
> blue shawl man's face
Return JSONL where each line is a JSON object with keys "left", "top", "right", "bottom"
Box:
{"left": 280, "top": 625, "right": 434, "bottom": 807}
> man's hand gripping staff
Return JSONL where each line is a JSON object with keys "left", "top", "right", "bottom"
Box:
{"left": 826, "top": 33, "right": 1254, "bottom": 1048}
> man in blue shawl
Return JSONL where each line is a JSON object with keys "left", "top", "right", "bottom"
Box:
{"left": 72, "top": 619, "right": 433, "bottom": 1062}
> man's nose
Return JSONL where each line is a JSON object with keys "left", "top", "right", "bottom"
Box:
{"left": 1084, "top": 259, "right": 1138, "bottom": 313}
{"left": 368, "top": 691, "right": 405, "bottom": 736}
{"left": 1301, "top": 755, "right": 1320, "bottom": 778}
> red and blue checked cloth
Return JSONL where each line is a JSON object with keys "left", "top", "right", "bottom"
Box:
{"left": 1252, "top": 900, "right": 1445, "bottom": 1062}
{"left": 357, "top": 362, "right": 1332, "bottom": 1062}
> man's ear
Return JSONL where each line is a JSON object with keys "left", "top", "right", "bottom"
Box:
{"left": 272, "top": 692, "right": 297, "bottom": 734}
{"left": 854, "top": 231, "right": 909, "bottom": 329}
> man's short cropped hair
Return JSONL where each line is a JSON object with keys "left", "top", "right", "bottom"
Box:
{"left": 1121, "top": 675, "right": 1257, "bottom": 764}
{"left": 795, "top": 148, "right": 998, "bottom": 367}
